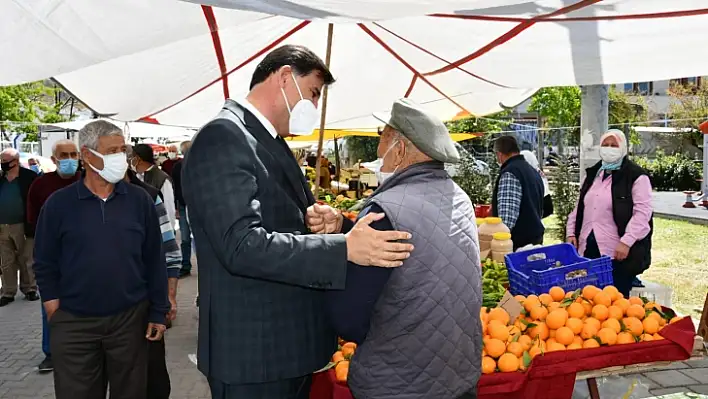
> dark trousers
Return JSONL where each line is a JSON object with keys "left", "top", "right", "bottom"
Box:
{"left": 41, "top": 300, "right": 50, "bottom": 357}
{"left": 178, "top": 204, "right": 192, "bottom": 272}
{"left": 50, "top": 301, "right": 149, "bottom": 399}
{"left": 584, "top": 231, "right": 635, "bottom": 297}
{"left": 208, "top": 375, "right": 311, "bottom": 399}
{"left": 147, "top": 339, "right": 171, "bottom": 399}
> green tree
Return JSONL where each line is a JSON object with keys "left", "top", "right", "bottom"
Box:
{"left": 667, "top": 81, "right": 708, "bottom": 149}
{"left": 0, "top": 81, "right": 77, "bottom": 142}
{"left": 344, "top": 136, "right": 379, "bottom": 163}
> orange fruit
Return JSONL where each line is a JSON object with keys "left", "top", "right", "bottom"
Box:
{"left": 628, "top": 296, "right": 644, "bottom": 306}
{"left": 583, "top": 339, "right": 600, "bottom": 349}
{"left": 482, "top": 356, "right": 497, "bottom": 374}
{"left": 485, "top": 338, "right": 507, "bottom": 358}
{"left": 582, "top": 285, "right": 600, "bottom": 301}
{"left": 573, "top": 336, "right": 584, "bottom": 346}
{"left": 645, "top": 301, "right": 661, "bottom": 312}
{"left": 597, "top": 328, "right": 617, "bottom": 345}
{"left": 332, "top": 351, "right": 344, "bottom": 362}
{"left": 582, "top": 301, "right": 593, "bottom": 317}
{"left": 555, "top": 326, "right": 575, "bottom": 346}
{"left": 641, "top": 334, "right": 654, "bottom": 342}
{"left": 585, "top": 317, "right": 602, "bottom": 331}
{"left": 341, "top": 342, "right": 357, "bottom": 358}
{"left": 670, "top": 316, "right": 683, "bottom": 324}
{"left": 528, "top": 322, "right": 550, "bottom": 341}
{"left": 626, "top": 304, "right": 646, "bottom": 320}
{"left": 642, "top": 317, "right": 660, "bottom": 335}
{"left": 548, "top": 302, "right": 562, "bottom": 312}
{"left": 514, "top": 295, "right": 526, "bottom": 303}
{"left": 546, "top": 309, "right": 569, "bottom": 330}
{"left": 529, "top": 340, "right": 546, "bottom": 358}
{"left": 498, "top": 353, "right": 520, "bottom": 372}
{"left": 335, "top": 360, "right": 350, "bottom": 382}
{"left": 530, "top": 305, "right": 549, "bottom": 321}
{"left": 549, "top": 286, "right": 566, "bottom": 302}
{"left": 518, "top": 335, "right": 533, "bottom": 351}
{"left": 549, "top": 329, "right": 556, "bottom": 339}
{"left": 507, "top": 342, "right": 524, "bottom": 357}
{"left": 617, "top": 332, "right": 635, "bottom": 345}
{"left": 566, "top": 318, "right": 584, "bottom": 335}
{"left": 593, "top": 292, "right": 612, "bottom": 307}
{"left": 539, "top": 293, "right": 553, "bottom": 306}
{"left": 547, "top": 342, "right": 566, "bottom": 352}
{"left": 653, "top": 333, "right": 664, "bottom": 340}
{"left": 591, "top": 304, "right": 609, "bottom": 321}
{"left": 602, "top": 318, "right": 621, "bottom": 334}
{"left": 489, "top": 308, "right": 511, "bottom": 326}
{"left": 567, "top": 303, "right": 586, "bottom": 319}
{"left": 567, "top": 342, "right": 583, "bottom": 350}
{"left": 607, "top": 305, "right": 624, "bottom": 320}
{"left": 565, "top": 292, "right": 575, "bottom": 299}
{"left": 613, "top": 298, "right": 631, "bottom": 314}
{"left": 523, "top": 297, "right": 541, "bottom": 313}
{"left": 489, "top": 323, "right": 510, "bottom": 342}
{"left": 581, "top": 323, "right": 599, "bottom": 340}
{"left": 623, "top": 317, "right": 644, "bottom": 337}
{"left": 602, "top": 285, "right": 620, "bottom": 302}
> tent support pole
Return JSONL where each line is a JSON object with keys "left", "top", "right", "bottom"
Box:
{"left": 313, "top": 23, "right": 335, "bottom": 199}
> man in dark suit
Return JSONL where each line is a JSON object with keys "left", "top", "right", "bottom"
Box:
{"left": 181, "top": 45, "right": 414, "bottom": 399}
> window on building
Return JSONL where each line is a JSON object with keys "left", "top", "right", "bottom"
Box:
{"left": 626, "top": 82, "right": 653, "bottom": 95}
{"left": 670, "top": 77, "right": 703, "bottom": 87}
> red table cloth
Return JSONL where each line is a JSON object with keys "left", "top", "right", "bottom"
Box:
{"left": 310, "top": 317, "right": 696, "bottom": 399}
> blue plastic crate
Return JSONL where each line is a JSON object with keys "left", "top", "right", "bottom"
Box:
{"left": 504, "top": 243, "right": 614, "bottom": 296}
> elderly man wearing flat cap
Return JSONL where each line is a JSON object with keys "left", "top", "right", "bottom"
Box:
{"left": 310, "top": 98, "right": 482, "bottom": 399}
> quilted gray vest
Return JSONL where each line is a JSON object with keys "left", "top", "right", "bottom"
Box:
{"left": 348, "top": 162, "right": 483, "bottom": 399}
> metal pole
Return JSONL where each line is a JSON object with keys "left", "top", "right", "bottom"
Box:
{"left": 536, "top": 115, "right": 544, "bottom": 171}
{"left": 579, "top": 85, "right": 609, "bottom": 183}
{"left": 313, "top": 23, "right": 334, "bottom": 198}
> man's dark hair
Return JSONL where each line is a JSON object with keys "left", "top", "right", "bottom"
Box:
{"left": 133, "top": 144, "right": 156, "bottom": 164}
{"left": 494, "top": 135, "right": 521, "bottom": 155}
{"left": 249, "top": 45, "right": 335, "bottom": 90}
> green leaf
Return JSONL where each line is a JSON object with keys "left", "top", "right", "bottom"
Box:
{"left": 640, "top": 296, "right": 650, "bottom": 305}
{"left": 663, "top": 308, "right": 677, "bottom": 320}
{"left": 523, "top": 351, "right": 532, "bottom": 368}
{"left": 512, "top": 333, "right": 521, "bottom": 343}
{"left": 560, "top": 298, "right": 574, "bottom": 307}
{"left": 593, "top": 336, "right": 603, "bottom": 346}
{"left": 526, "top": 323, "right": 538, "bottom": 329}
{"left": 619, "top": 319, "right": 627, "bottom": 332}
{"left": 314, "top": 361, "right": 340, "bottom": 373}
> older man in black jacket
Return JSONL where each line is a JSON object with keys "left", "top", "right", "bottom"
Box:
{"left": 0, "top": 148, "right": 39, "bottom": 306}
{"left": 182, "top": 45, "right": 414, "bottom": 399}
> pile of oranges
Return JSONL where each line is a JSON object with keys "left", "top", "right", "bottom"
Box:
{"left": 481, "top": 284, "right": 685, "bottom": 374}
{"left": 331, "top": 341, "right": 357, "bottom": 382}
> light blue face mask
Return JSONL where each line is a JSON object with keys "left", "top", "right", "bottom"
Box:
{"left": 30, "top": 164, "right": 40, "bottom": 173}
{"left": 57, "top": 158, "right": 79, "bottom": 176}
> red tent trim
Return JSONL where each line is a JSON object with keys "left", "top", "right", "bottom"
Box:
{"left": 202, "top": 5, "right": 230, "bottom": 99}
{"left": 431, "top": 7, "right": 708, "bottom": 23}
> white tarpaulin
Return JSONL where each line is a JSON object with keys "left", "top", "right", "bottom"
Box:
{"left": 42, "top": 119, "right": 196, "bottom": 139}
{"left": 2, "top": 0, "right": 708, "bottom": 129}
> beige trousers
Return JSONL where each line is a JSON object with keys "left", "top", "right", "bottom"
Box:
{"left": 0, "top": 223, "right": 36, "bottom": 297}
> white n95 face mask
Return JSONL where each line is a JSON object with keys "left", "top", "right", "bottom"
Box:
{"left": 281, "top": 71, "right": 320, "bottom": 135}
{"left": 88, "top": 149, "right": 128, "bottom": 184}
{"left": 367, "top": 140, "right": 400, "bottom": 185}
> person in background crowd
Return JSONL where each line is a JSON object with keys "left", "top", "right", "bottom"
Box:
{"left": 131, "top": 144, "right": 177, "bottom": 228}
{"left": 26, "top": 139, "right": 81, "bottom": 373}
{"left": 521, "top": 150, "right": 554, "bottom": 218}
{"left": 491, "top": 136, "right": 545, "bottom": 250}
{"left": 0, "top": 147, "right": 39, "bottom": 307}
{"left": 319, "top": 155, "right": 331, "bottom": 189}
{"left": 28, "top": 157, "right": 42, "bottom": 175}
{"left": 125, "top": 144, "right": 181, "bottom": 399}
{"left": 160, "top": 144, "right": 181, "bottom": 177}
{"left": 33, "top": 120, "right": 170, "bottom": 399}
{"left": 181, "top": 44, "right": 413, "bottom": 399}
{"left": 170, "top": 140, "right": 193, "bottom": 278}
{"left": 320, "top": 98, "right": 482, "bottom": 399}
{"left": 567, "top": 129, "right": 653, "bottom": 297}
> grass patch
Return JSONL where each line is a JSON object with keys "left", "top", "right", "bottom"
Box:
{"left": 543, "top": 216, "right": 708, "bottom": 316}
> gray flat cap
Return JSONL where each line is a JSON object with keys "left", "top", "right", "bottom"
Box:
{"left": 373, "top": 98, "right": 460, "bottom": 163}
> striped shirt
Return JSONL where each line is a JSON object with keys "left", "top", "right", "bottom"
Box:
{"left": 497, "top": 172, "right": 523, "bottom": 230}
{"left": 156, "top": 196, "right": 181, "bottom": 278}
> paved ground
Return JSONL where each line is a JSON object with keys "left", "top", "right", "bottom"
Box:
{"left": 653, "top": 191, "right": 708, "bottom": 225}
{"left": 0, "top": 261, "right": 210, "bottom": 399}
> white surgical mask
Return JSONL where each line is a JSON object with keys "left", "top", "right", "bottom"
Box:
{"left": 599, "top": 146, "right": 623, "bottom": 164}
{"left": 281, "top": 71, "right": 319, "bottom": 135}
{"left": 366, "top": 140, "right": 400, "bottom": 185}
{"left": 167, "top": 152, "right": 177, "bottom": 160}
{"left": 88, "top": 149, "right": 128, "bottom": 184}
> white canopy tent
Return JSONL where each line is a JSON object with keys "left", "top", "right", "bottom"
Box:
{"left": 41, "top": 119, "right": 197, "bottom": 139}
{"left": 3, "top": 0, "right": 708, "bottom": 130}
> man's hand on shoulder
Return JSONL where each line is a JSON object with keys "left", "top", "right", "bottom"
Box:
{"left": 306, "top": 203, "right": 343, "bottom": 234}
{"left": 44, "top": 299, "right": 60, "bottom": 321}
{"left": 345, "top": 212, "right": 414, "bottom": 268}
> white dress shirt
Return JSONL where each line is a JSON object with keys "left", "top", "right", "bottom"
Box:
{"left": 138, "top": 166, "right": 177, "bottom": 228}
{"left": 235, "top": 98, "right": 278, "bottom": 139}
